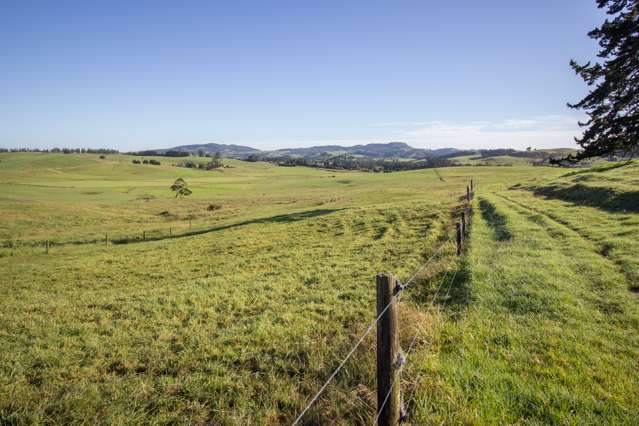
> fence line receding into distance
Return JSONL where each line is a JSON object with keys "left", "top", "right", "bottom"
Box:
{"left": 293, "top": 180, "right": 475, "bottom": 426}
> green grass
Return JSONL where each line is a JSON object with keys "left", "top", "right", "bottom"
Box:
{"left": 1, "top": 153, "right": 638, "bottom": 424}
{"left": 408, "top": 189, "right": 639, "bottom": 424}
{"left": 451, "top": 155, "right": 534, "bottom": 166}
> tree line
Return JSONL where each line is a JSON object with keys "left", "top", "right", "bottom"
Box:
{"left": 245, "top": 153, "right": 456, "bottom": 172}
{"left": 0, "top": 147, "right": 118, "bottom": 154}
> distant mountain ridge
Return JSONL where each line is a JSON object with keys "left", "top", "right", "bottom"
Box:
{"left": 164, "top": 141, "right": 463, "bottom": 159}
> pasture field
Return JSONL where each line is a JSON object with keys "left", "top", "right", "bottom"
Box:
{"left": 1, "top": 153, "right": 638, "bottom": 424}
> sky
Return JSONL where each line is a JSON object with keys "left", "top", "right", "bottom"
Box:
{"left": 0, "top": 1, "right": 606, "bottom": 151}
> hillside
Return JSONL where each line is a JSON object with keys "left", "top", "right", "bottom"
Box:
{"left": 450, "top": 148, "right": 580, "bottom": 166}
{"left": 268, "top": 143, "right": 460, "bottom": 159}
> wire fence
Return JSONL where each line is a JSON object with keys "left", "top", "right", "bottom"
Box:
{"left": 292, "top": 182, "right": 474, "bottom": 425}
{"left": 0, "top": 221, "right": 203, "bottom": 250}
{"left": 4, "top": 179, "right": 476, "bottom": 425}
{"left": 291, "top": 236, "right": 454, "bottom": 425}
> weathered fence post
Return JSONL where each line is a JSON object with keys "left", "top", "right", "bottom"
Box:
{"left": 45, "top": 239, "right": 49, "bottom": 254}
{"left": 105, "top": 233, "right": 108, "bottom": 247}
{"left": 471, "top": 179, "right": 474, "bottom": 191}
{"left": 456, "top": 222, "right": 462, "bottom": 256}
{"left": 466, "top": 186, "right": 471, "bottom": 202}
{"left": 169, "top": 227, "right": 172, "bottom": 237}
{"left": 143, "top": 231, "right": 146, "bottom": 241}
{"left": 376, "top": 273, "right": 401, "bottom": 426}
{"left": 461, "top": 211, "right": 466, "bottom": 237}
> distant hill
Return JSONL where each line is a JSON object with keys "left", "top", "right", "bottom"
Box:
{"left": 165, "top": 141, "right": 463, "bottom": 160}
{"left": 269, "top": 142, "right": 461, "bottom": 159}
{"left": 160, "top": 142, "right": 579, "bottom": 163}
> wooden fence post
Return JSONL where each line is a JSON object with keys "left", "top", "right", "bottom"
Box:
{"left": 143, "top": 231, "right": 146, "bottom": 241}
{"left": 461, "top": 211, "right": 466, "bottom": 237}
{"left": 169, "top": 227, "right": 172, "bottom": 237}
{"left": 45, "top": 240, "right": 49, "bottom": 254}
{"left": 456, "top": 222, "right": 462, "bottom": 256}
{"left": 376, "top": 273, "right": 401, "bottom": 426}
{"left": 105, "top": 233, "right": 108, "bottom": 247}
{"left": 466, "top": 186, "right": 471, "bottom": 202}
{"left": 471, "top": 179, "right": 473, "bottom": 191}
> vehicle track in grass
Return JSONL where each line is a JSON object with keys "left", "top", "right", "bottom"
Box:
{"left": 494, "top": 191, "right": 637, "bottom": 292}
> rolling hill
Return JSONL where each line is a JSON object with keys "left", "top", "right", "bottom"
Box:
{"left": 162, "top": 141, "right": 463, "bottom": 159}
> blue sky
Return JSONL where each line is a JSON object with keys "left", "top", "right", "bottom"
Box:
{"left": 0, "top": 1, "right": 604, "bottom": 151}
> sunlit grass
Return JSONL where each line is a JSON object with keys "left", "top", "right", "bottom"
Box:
{"left": 1, "top": 153, "right": 638, "bottom": 424}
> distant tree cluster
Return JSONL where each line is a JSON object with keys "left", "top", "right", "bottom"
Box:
{"left": 129, "top": 150, "right": 190, "bottom": 157}
{"left": 176, "top": 152, "right": 223, "bottom": 170}
{"left": 478, "top": 149, "right": 518, "bottom": 158}
{"left": 132, "top": 158, "right": 161, "bottom": 165}
{"left": 0, "top": 147, "right": 118, "bottom": 154}
{"left": 244, "top": 153, "right": 455, "bottom": 172}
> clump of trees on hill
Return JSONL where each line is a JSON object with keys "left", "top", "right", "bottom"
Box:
{"left": 176, "top": 152, "right": 223, "bottom": 170}
{"left": 132, "top": 159, "right": 161, "bottom": 165}
{"left": 129, "top": 150, "right": 190, "bottom": 157}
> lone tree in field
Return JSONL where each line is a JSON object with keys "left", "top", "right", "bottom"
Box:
{"left": 563, "top": 0, "right": 639, "bottom": 162}
{"left": 170, "top": 178, "right": 192, "bottom": 198}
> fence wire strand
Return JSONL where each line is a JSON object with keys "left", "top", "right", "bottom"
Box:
{"left": 373, "top": 264, "right": 455, "bottom": 423}
{"left": 291, "top": 236, "right": 452, "bottom": 425}
{"left": 404, "top": 267, "right": 459, "bottom": 412}
{"left": 404, "top": 234, "right": 452, "bottom": 288}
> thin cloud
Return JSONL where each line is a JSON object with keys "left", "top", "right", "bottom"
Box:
{"left": 238, "top": 116, "right": 583, "bottom": 150}
{"left": 394, "top": 116, "right": 583, "bottom": 149}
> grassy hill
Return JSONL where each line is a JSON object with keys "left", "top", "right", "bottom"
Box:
{"left": 450, "top": 148, "right": 579, "bottom": 166}
{"left": 0, "top": 153, "right": 637, "bottom": 424}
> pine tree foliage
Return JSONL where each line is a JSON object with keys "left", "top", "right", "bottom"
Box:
{"left": 566, "top": 0, "right": 639, "bottom": 161}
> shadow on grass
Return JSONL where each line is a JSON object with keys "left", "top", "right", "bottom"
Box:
{"left": 479, "top": 198, "right": 513, "bottom": 241}
{"left": 560, "top": 160, "right": 632, "bottom": 177}
{"left": 442, "top": 262, "right": 473, "bottom": 313}
{"left": 113, "top": 208, "right": 346, "bottom": 244}
{"left": 409, "top": 259, "right": 473, "bottom": 314}
{"left": 530, "top": 184, "right": 639, "bottom": 213}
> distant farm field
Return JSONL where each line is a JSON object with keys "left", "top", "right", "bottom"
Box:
{"left": 1, "top": 153, "right": 638, "bottom": 424}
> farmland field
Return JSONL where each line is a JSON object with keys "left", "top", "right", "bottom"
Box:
{"left": 1, "top": 153, "right": 638, "bottom": 424}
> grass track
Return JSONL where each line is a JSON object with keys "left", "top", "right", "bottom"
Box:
{"left": 407, "top": 189, "right": 639, "bottom": 424}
